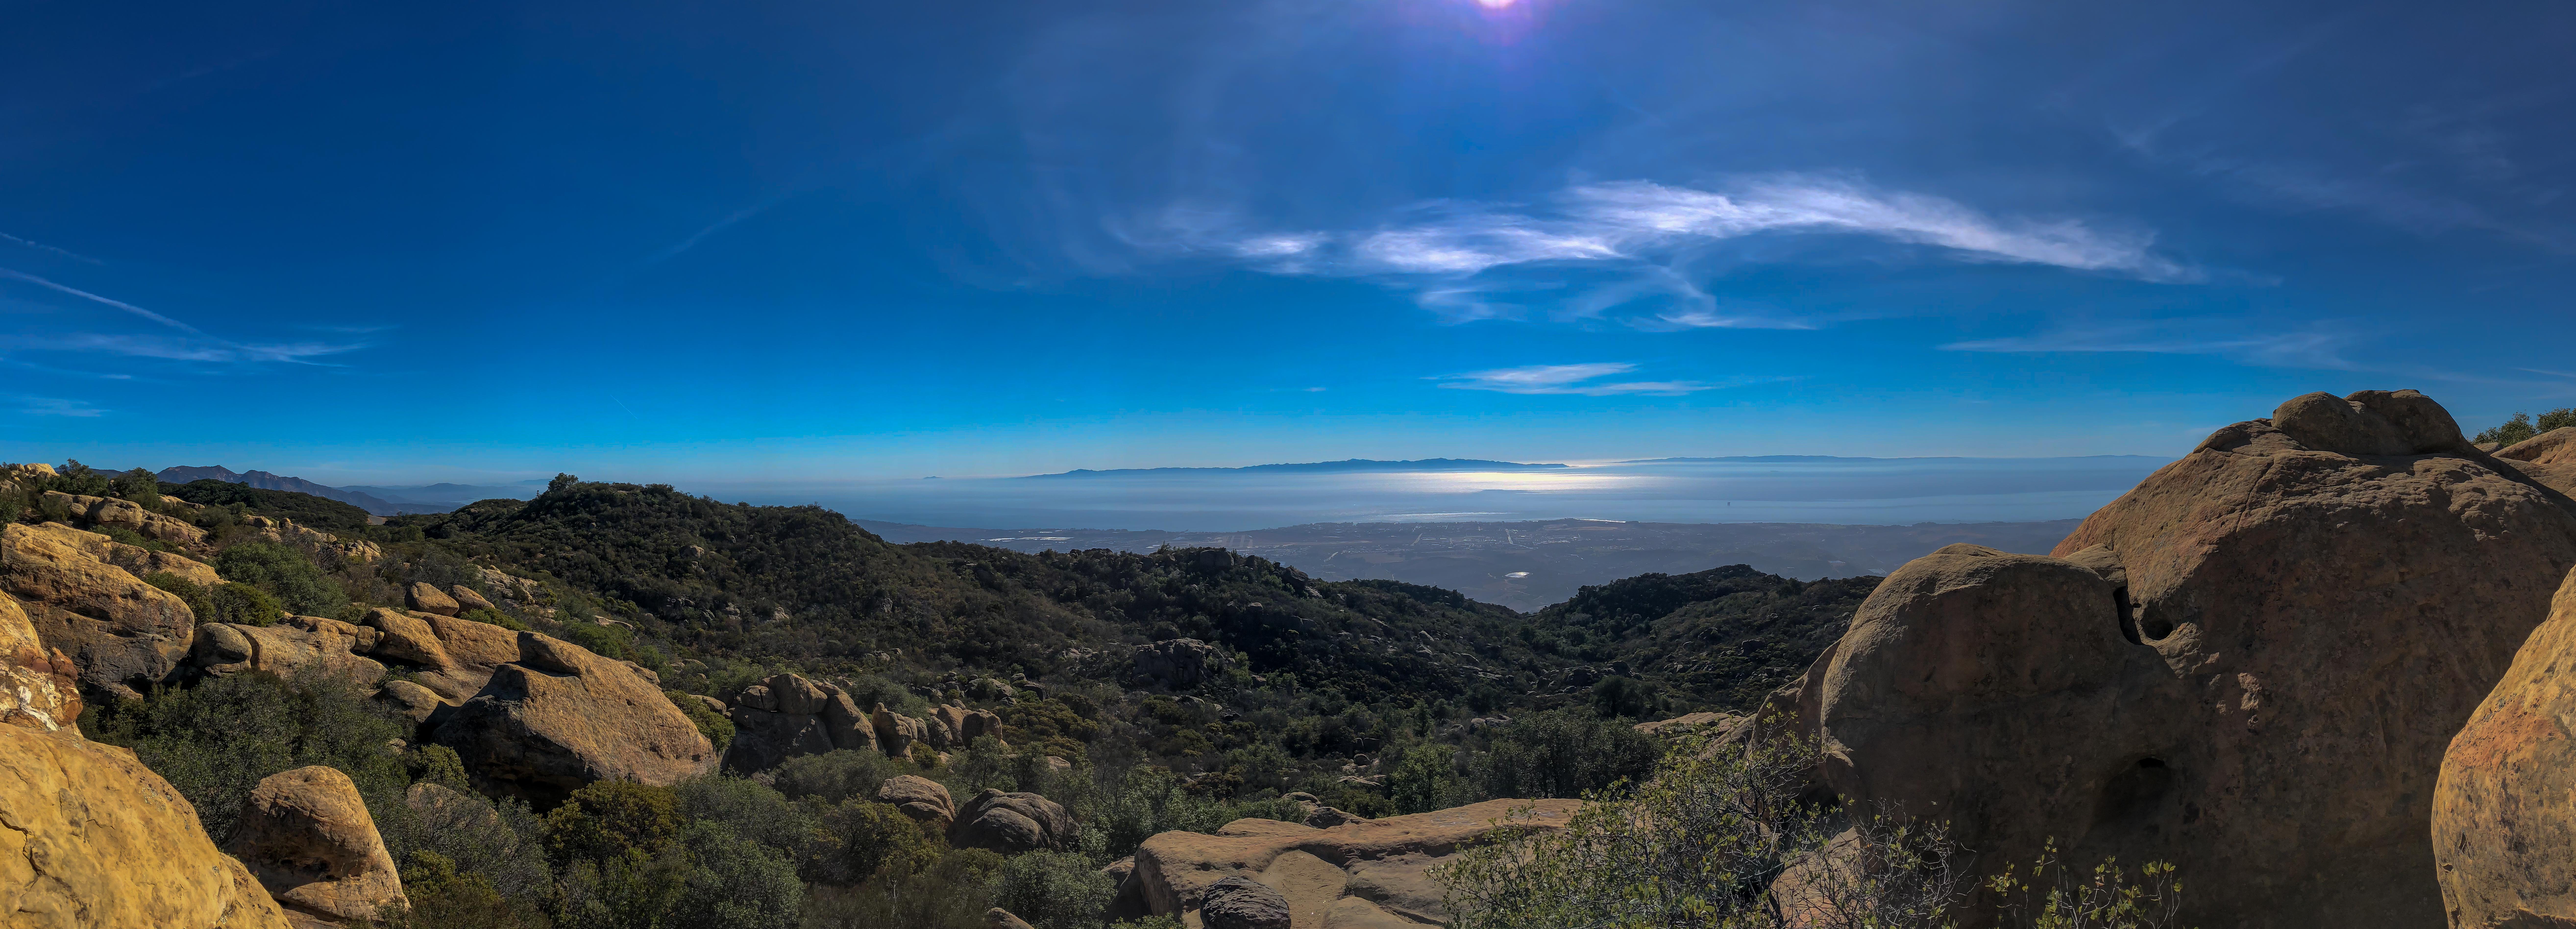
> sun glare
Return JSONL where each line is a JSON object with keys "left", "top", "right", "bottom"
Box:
{"left": 1474, "top": 0, "right": 1516, "bottom": 8}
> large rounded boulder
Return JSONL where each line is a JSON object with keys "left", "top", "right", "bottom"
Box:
{"left": 433, "top": 632, "right": 717, "bottom": 806}
{"left": 2435, "top": 566, "right": 2576, "bottom": 927}
{"left": 950, "top": 788, "right": 1078, "bottom": 854}
{"left": 1764, "top": 389, "right": 2576, "bottom": 928}
{"left": 0, "top": 725, "right": 296, "bottom": 929}
{"left": 224, "top": 766, "right": 406, "bottom": 923}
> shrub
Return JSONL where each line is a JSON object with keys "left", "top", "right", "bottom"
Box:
{"left": 812, "top": 799, "right": 936, "bottom": 885}
{"left": 1471, "top": 707, "right": 1661, "bottom": 800}
{"left": 993, "top": 849, "right": 1118, "bottom": 929}
{"left": 1387, "top": 742, "right": 1469, "bottom": 814}
{"left": 560, "top": 621, "right": 629, "bottom": 658}
{"left": 143, "top": 571, "right": 215, "bottom": 622}
{"left": 775, "top": 749, "right": 912, "bottom": 805}
{"left": 388, "top": 850, "right": 549, "bottom": 929}
{"left": 80, "top": 670, "right": 410, "bottom": 843}
{"left": 666, "top": 691, "right": 735, "bottom": 752}
{"left": 213, "top": 542, "right": 347, "bottom": 617}
{"left": 208, "top": 582, "right": 284, "bottom": 626}
{"left": 1987, "top": 841, "right": 2185, "bottom": 929}
{"left": 2477, "top": 408, "right": 2576, "bottom": 447}
{"left": 1436, "top": 726, "right": 1965, "bottom": 929}
{"left": 545, "top": 780, "right": 682, "bottom": 868}
{"left": 463, "top": 607, "right": 531, "bottom": 632}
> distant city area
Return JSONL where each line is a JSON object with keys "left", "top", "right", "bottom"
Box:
{"left": 859, "top": 517, "right": 2082, "bottom": 610}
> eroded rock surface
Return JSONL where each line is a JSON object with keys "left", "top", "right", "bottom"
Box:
{"left": 875, "top": 774, "right": 957, "bottom": 831}
{"left": 3, "top": 522, "right": 201, "bottom": 697}
{"left": 950, "top": 788, "right": 1078, "bottom": 854}
{"left": 2435, "top": 566, "right": 2576, "bottom": 928}
{"left": 1, "top": 590, "right": 82, "bottom": 733}
{"left": 0, "top": 725, "right": 296, "bottom": 929}
{"left": 224, "top": 766, "right": 406, "bottom": 923}
{"left": 1751, "top": 389, "right": 2576, "bottom": 929}
{"left": 1133, "top": 798, "right": 1581, "bottom": 927}
{"left": 432, "top": 630, "right": 717, "bottom": 806}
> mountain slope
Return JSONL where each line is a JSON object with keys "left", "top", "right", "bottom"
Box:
{"left": 155, "top": 465, "right": 403, "bottom": 514}
{"left": 1523, "top": 564, "right": 1881, "bottom": 709}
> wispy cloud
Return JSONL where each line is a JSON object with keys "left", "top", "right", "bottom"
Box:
{"left": 1152, "top": 174, "right": 2195, "bottom": 325}
{"left": 0, "top": 268, "right": 201, "bottom": 333}
{"left": 11, "top": 333, "right": 367, "bottom": 365}
{"left": 1943, "top": 321, "right": 2357, "bottom": 369}
{"left": 0, "top": 232, "right": 103, "bottom": 265}
{"left": 0, "top": 269, "right": 373, "bottom": 366}
{"left": 1434, "top": 362, "right": 1722, "bottom": 396}
{"left": 14, "top": 396, "right": 104, "bottom": 417}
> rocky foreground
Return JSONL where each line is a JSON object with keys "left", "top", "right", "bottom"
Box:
{"left": 11, "top": 394, "right": 2576, "bottom": 928}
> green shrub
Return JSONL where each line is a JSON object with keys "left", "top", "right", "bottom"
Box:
{"left": 1472, "top": 708, "right": 1661, "bottom": 800}
{"left": 213, "top": 542, "right": 347, "bottom": 616}
{"left": 463, "top": 607, "right": 531, "bottom": 632}
{"left": 209, "top": 583, "right": 284, "bottom": 626}
{"left": 143, "top": 571, "right": 216, "bottom": 622}
{"left": 775, "top": 749, "right": 913, "bottom": 805}
{"left": 79, "top": 670, "right": 410, "bottom": 843}
{"left": 812, "top": 799, "right": 936, "bottom": 885}
{"left": 389, "top": 850, "right": 549, "bottom": 929}
{"left": 2477, "top": 408, "right": 2576, "bottom": 447}
{"left": 561, "top": 621, "right": 629, "bottom": 658}
{"left": 545, "top": 780, "right": 682, "bottom": 868}
{"left": 993, "top": 849, "right": 1117, "bottom": 929}
{"left": 666, "top": 691, "right": 735, "bottom": 752}
{"left": 1387, "top": 742, "right": 1469, "bottom": 814}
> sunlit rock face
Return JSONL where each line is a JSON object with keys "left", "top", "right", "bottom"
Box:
{"left": 1757, "top": 390, "right": 2576, "bottom": 929}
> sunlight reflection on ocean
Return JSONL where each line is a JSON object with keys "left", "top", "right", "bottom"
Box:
{"left": 695, "top": 456, "right": 2174, "bottom": 532}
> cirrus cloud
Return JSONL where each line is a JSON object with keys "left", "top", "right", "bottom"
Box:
{"left": 1152, "top": 174, "right": 2196, "bottom": 326}
{"left": 1434, "top": 362, "right": 1720, "bottom": 396}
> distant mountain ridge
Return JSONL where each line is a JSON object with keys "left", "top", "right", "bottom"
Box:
{"left": 1027, "top": 457, "right": 1571, "bottom": 478}
{"left": 154, "top": 465, "right": 403, "bottom": 514}
{"left": 1620, "top": 454, "right": 2170, "bottom": 463}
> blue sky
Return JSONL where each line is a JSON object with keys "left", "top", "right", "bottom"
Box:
{"left": 4, "top": 0, "right": 2573, "bottom": 485}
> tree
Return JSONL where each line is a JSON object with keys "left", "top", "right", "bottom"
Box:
{"left": 1590, "top": 676, "right": 1654, "bottom": 720}
{"left": 2476, "top": 408, "right": 2576, "bottom": 447}
{"left": 1472, "top": 707, "right": 1661, "bottom": 800}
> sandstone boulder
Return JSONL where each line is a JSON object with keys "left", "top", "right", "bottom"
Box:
{"left": 406, "top": 582, "right": 460, "bottom": 616}
{"left": 1133, "top": 798, "right": 1581, "bottom": 927}
{"left": 42, "top": 490, "right": 210, "bottom": 549}
{"left": 0, "top": 725, "right": 296, "bottom": 929}
{"left": 2435, "top": 566, "right": 2576, "bottom": 927}
{"left": 1748, "top": 389, "right": 2576, "bottom": 929}
{"left": 1134, "top": 637, "right": 1227, "bottom": 688}
{"left": 433, "top": 631, "right": 718, "bottom": 806}
{"left": 225, "top": 766, "right": 406, "bottom": 923}
{"left": 3, "top": 522, "right": 199, "bottom": 697}
{"left": 0, "top": 591, "right": 82, "bottom": 733}
{"left": 873, "top": 702, "right": 926, "bottom": 756}
{"left": 726, "top": 704, "right": 836, "bottom": 772}
{"left": 821, "top": 688, "right": 879, "bottom": 754}
{"left": 447, "top": 584, "right": 496, "bottom": 612}
{"left": 875, "top": 774, "right": 956, "bottom": 830}
{"left": 764, "top": 672, "right": 830, "bottom": 715}
{"left": 950, "top": 788, "right": 1078, "bottom": 854}
{"left": 2494, "top": 426, "right": 2576, "bottom": 466}
{"left": 1200, "top": 876, "right": 1292, "bottom": 929}
{"left": 375, "top": 680, "right": 448, "bottom": 725}
{"left": 190, "top": 617, "right": 385, "bottom": 683}
{"left": 987, "top": 908, "right": 1038, "bottom": 929}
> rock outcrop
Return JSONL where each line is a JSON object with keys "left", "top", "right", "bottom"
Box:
{"left": 224, "top": 766, "right": 407, "bottom": 923}
{"left": 432, "top": 631, "right": 718, "bottom": 805}
{"left": 2495, "top": 427, "right": 2576, "bottom": 466}
{"left": 405, "top": 581, "right": 461, "bottom": 616}
{"left": 874, "top": 702, "right": 928, "bottom": 757}
{"left": 1, "top": 591, "right": 83, "bottom": 733}
{"left": 3, "top": 522, "right": 202, "bottom": 697}
{"left": 875, "top": 774, "right": 957, "bottom": 830}
{"left": 0, "top": 725, "right": 296, "bottom": 929}
{"left": 1199, "top": 876, "right": 1292, "bottom": 929}
{"left": 190, "top": 615, "right": 386, "bottom": 683}
{"left": 949, "top": 788, "right": 1078, "bottom": 854}
{"left": 41, "top": 490, "right": 211, "bottom": 548}
{"left": 721, "top": 672, "right": 898, "bottom": 770}
{"left": 1747, "top": 389, "right": 2576, "bottom": 929}
{"left": 1132, "top": 798, "right": 1582, "bottom": 927}
{"left": 1133, "top": 637, "right": 1227, "bottom": 688}
{"left": 2435, "top": 565, "right": 2576, "bottom": 927}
